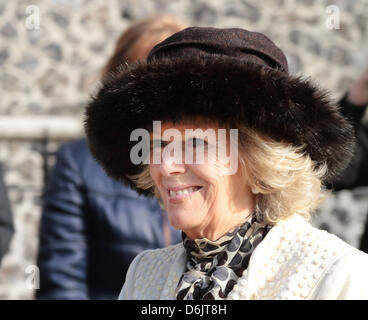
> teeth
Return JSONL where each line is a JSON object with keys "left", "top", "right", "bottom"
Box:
{"left": 169, "top": 187, "right": 199, "bottom": 197}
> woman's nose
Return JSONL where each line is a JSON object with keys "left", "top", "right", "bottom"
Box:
{"left": 159, "top": 153, "right": 186, "bottom": 176}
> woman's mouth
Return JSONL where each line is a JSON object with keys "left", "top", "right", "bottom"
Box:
{"left": 167, "top": 186, "right": 203, "bottom": 201}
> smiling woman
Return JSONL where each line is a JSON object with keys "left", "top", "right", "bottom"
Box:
{"left": 130, "top": 121, "right": 327, "bottom": 237}
{"left": 85, "top": 27, "right": 368, "bottom": 300}
{"left": 148, "top": 122, "right": 252, "bottom": 241}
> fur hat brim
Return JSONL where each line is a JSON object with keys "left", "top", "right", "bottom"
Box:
{"left": 85, "top": 56, "right": 355, "bottom": 195}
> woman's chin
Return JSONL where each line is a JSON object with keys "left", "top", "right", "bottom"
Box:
{"left": 163, "top": 188, "right": 209, "bottom": 231}
{"left": 166, "top": 208, "right": 199, "bottom": 231}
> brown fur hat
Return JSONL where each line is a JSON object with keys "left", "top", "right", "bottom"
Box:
{"left": 85, "top": 27, "right": 354, "bottom": 195}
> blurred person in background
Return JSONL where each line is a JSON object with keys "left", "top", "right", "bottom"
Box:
{"left": 0, "top": 162, "right": 14, "bottom": 266}
{"left": 330, "top": 67, "right": 368, "bottom": 252}
{"left": 36, "top": 14, "right": 185, "bottom": 300}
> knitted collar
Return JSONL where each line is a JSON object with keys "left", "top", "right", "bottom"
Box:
{"left": 176, "top": 214, "right": 272, "bottom": 300}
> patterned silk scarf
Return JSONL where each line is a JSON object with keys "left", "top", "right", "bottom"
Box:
{"left": 176, "top": 215, "right": 272, "bottom": 300}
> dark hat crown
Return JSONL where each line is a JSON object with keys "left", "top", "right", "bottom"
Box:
{"left": 147, "top": 26, "right": 288, "bottom": 73}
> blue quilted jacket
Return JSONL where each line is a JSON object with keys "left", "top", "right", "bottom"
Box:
{"left": 36, "top": 139, "right": 181, "bottom": 300}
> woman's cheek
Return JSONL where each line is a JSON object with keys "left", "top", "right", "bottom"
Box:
{"left": 149, "top": 164, "right": 160, "bottom": 184}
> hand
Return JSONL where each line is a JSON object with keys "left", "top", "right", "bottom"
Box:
{"left": 347, "top": 68, "right": 368, "bottom": 106}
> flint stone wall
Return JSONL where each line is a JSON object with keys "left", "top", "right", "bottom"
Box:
{"left": 0, "top": 0, "right": 367, "bottom": 299}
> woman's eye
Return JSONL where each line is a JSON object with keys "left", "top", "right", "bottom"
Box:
{"left": 190, "top": 138, "right": 206, "bottom": 148}
{"left": 151, "top": 139, "right": 165, "bottom": 150}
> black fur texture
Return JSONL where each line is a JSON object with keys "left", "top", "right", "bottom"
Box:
{"left": 85, "top": 55, "right": 355, "bottom": 195}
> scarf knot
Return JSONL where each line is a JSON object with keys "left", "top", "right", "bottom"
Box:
{"left": 176, "top": 215, "right": 271, "bottom": 300}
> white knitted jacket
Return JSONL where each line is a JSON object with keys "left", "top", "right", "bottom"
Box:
{"left": 119, "top": 215, "right": 368, "bottom": 300}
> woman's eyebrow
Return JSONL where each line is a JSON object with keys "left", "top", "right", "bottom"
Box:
{"left": 151, "top": 139, "right": 171, "bottom": 147}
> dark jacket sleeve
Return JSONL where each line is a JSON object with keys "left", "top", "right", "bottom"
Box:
{"left": 328, "top": 94, "right": 368, "bottom": 191}
{"left": 36, "top": 144, "right": 89, "bottom": 299}
{"left": 0, "top": 163, "right": 14, "bottom": 265}
{"left": 338, "top": 93, "right": 367, "bottom": 126}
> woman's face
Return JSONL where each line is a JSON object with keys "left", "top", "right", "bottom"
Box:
{"left": 149, "top": 121, "right": 255, "bottom": 240}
